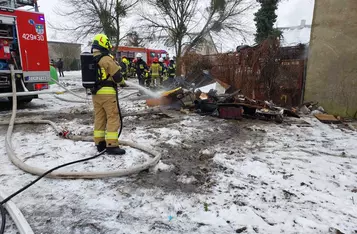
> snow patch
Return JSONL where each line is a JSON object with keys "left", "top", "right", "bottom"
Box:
{"left": 177, "top": 175, "right": 197, "bottom": 184}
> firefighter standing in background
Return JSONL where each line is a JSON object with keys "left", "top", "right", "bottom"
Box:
{"left": 144, "top": 70, "right": 151, "bottom": 87}
{"left": 167, "top": 58, "right": 176, "bottom": 84}
{"left": 135, "top": 53, "right": 148, "bottom": 86}
{"left": 91, "top": 34, "right": 126, "bottom": 155}
{"left": 121, "top": 56, "right": 130, "bottom": 79}
{"left": 158, "top": 57, "right": 167, "bottom": 85}
{"left": 130, "top": 59, "right": 137, "bottom": 78}
{"left": 120, "top": 56, "right": 130, "bottom": 86}
{"left": 57, "top": 58, "right": 64, "bottom": 77}
{"left": 149, "top": 57, "right": 162, "bottom": 87}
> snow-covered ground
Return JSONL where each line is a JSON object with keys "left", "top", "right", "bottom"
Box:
{"left": 0, "top": 72, "right": 357, "bottom": 234}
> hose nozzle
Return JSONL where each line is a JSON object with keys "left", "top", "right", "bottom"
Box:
{"left": 59, "top": 130, "right": 71, "bottom": 139}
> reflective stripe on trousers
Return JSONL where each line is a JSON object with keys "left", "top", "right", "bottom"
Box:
{"left": 94, "top": 130, "right": 105, "bottom": 138}
{"left": 106, "top": 132, "right": 118, "bottom": 140}
{"left": 92, "top": 94, "right": 121, "bottom": 147}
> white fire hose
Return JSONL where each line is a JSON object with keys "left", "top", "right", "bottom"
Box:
{"left": 0, "top": 65, "right": 161, "bottom": 234}
{"left": 0, "top": 191, "right": 33, "bottom": 234}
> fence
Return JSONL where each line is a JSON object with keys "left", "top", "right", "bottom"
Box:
{"left": 182, "top": 39, "right": 308, "bottom": 107}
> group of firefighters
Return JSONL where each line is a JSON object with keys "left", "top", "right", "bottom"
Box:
{"left": 119, "top": 53, "right": 176, "bottom": 88}
{"left": 89, "top": 33, "right": 177, "bottom": 155}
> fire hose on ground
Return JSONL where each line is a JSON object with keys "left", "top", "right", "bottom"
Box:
{"left": 0, "top": 66, "right": 162, "bottom": 234}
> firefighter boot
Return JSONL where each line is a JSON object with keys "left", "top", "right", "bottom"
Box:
{"left": 106, "top": 146, "right": 126, "bottom": 155}
{"left": 96, "top": 141, "right": 106, "bottom": 152}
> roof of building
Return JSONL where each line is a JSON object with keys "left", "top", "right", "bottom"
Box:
{"left": 48, "top": 40, "right": 82, "bottom": 45}
{"left": 278, "top": 20, "right": 312, "bottom": 46}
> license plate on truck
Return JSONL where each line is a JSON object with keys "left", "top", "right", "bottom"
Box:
{"left": 24, "top": 76, "right": 50, "bottom": 82}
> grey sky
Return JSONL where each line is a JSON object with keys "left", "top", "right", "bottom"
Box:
{"left": 38, "top": 0, "right": 315, "bottom": 42}
{"left": 276, "top": 0, "right": 315, "bottom": 27}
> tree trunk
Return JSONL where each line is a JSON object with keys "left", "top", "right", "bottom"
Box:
{"left": 114, "top": 19, "right": 120, "bottom": 57}
{"left": 113, "top": 0, "right": 120, "bottom": 58}
{"left": 176, "top": 39, "right": 183, "bottom": 76}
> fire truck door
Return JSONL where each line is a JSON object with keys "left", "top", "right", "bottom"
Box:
{"left": 15, "top": 11, "right": 50, "bottom": 82}
{"left": 0, "top": 16, "right": 15, "bottom": 64}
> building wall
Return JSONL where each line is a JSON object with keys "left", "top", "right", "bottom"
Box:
{"left": 195, "top": 34, "right": 218, "bottom": 55}
{"left": 182, "top": 33, "right": 218, "bottom": 56}
{"left": 48, "top": 42, "right": 81, "bottom": 71}
{"left": 304, "top": 0, "right": 357, "bottom": 117}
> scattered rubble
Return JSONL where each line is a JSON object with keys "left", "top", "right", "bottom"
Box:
{"left": 295, "top": 102, "right": 356, "bottom": 129}
{"left": 146, "top": 87, "right": 300, "bottom": 123}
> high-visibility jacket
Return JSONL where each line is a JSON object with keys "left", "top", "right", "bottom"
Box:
{"left": 93, "top": 51, "right": 123, "bottom": 95}
{"left": 150, "top": 62, "right": 162, "bottom": 76}
{"left": 168, "top": 63, "right": 176, "bottom": 77}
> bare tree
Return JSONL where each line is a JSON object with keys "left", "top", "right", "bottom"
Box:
{"left": 52, "top": 0, "right": 138, "bottom": 51}
{"left": 186, "top": 0, "right": 255, "bottom": 52}
{"left": 141, "top": 0, "right": 255, "bottom": 71}
{"left": 49, "top": 43, "right": 81, "bottom": 70}
{"left": 126, "top": 31, "right": 144, "bottom": 47}
{"left": 140, "top": 0, "right": 197, "bottom": 63}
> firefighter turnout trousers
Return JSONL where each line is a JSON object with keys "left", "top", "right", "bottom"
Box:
{"left": 92, "top": 94, "right": 121, "bottom": 147}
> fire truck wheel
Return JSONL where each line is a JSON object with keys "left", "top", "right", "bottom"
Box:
{"left": 19, "top": 98, "right": 33, "bottom": 104}
{"left": 8, "top": 97, "right": 33, "bottom": 104}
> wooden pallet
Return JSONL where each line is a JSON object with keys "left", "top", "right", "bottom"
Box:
{"left": 314, "top": 114, "right": 340, "bottom": 123}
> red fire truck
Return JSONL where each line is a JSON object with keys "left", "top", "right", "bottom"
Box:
{"left": 0, "top": 4, "right": 50, "bottom": 103}
{"left": 116, "top": 46, "right": 169, "bottom": 67}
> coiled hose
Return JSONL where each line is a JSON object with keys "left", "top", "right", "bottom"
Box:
{"left": 0, "top": 66, "right": 161, "bottom": 234}
{"left": 4, "top": 72, "right": 161, "bottom": 178}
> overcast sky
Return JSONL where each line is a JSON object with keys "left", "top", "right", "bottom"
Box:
{"left": 38, "top": 0, "right": 315, "bottom": 44}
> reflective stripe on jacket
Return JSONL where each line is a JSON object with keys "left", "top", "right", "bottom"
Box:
{"left": 168, "top": 63, "right": 176, "bottom": 76}
{"left": 93, "top": 52, "right": 121, "bottom": 95}
{"left": 136, "top": 59, "right": 148, "bottom": 74}
{"left": 150, "top": 63, "right": 161, "bottom": 76}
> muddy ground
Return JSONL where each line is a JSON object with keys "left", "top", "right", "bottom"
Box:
{"left": 1, "top": 82, "right": 356, "bottom": 233}
{"left": 1, "top": 99, "right": 268, "bottom": 194}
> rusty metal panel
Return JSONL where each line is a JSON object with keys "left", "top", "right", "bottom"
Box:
{"left": 182, "top": 40, "right": 307, "bottom": 107}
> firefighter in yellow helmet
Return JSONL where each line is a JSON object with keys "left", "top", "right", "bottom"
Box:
{"left": 120, "top": 55, "right": 130, "bottom": 81}
{"left": 91, "top": 34, "right": 125, "bottom": 155}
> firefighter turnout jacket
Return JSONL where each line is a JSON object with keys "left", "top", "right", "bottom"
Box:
{"left": 93, "top": 52, "right": 124, "bottom": 94}
{"left": 168, "top": 62, "right": 176, "bottom": 77}
{"left": 121, "top": 57, "right": 130, "bottom": 79}
{"left": 159, "top": 62, "right": 166, "bottom": 76}
{"left": 136, "top": 59, "right": 148, "bottom": 76}
{"left": 150, "top": 62, "right": 162, "bottom": 77}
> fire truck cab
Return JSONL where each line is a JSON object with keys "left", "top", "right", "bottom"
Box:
{"left": 0, "top": 5, "right": 50, "bottom": 103}
{"left": 116, "top": 46, "right": 169, "bottom": 67}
